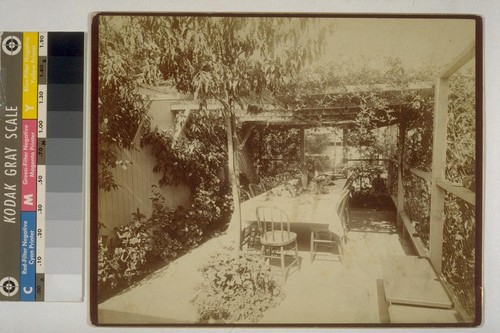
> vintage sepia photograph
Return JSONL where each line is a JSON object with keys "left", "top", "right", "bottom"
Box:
{"left": 90, "top": 14, "right": 481, "bottom": 326}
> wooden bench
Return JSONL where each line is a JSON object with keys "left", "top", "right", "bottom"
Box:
{"left": 381, "top": 255, "right": 453, "bottom": 308}
{"left": 381, "top": 255, "right": 460, "bottom": 323}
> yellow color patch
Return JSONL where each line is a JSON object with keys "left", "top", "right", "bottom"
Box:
{"left": 22, "top": 32, "right": 38, "bottom": 119}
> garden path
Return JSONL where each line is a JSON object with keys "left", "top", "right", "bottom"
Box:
{"left": 260, "top": 220, "right": 407, "bottom": 324}
{"left": 98, "top": 210, "right": 407, "bottom": 324}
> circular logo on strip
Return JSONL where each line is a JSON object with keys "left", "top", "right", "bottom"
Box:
{"left": 0, "top": 276, "right": 19, "bottom": 297}
{"left": 2, "top": 35, "right": 22, "bottom": 56}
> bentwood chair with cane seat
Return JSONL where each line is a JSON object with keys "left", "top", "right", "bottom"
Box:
{"left": 310, "top": 188, "right": 351, "bottom": 263}
{"left": 256, "top": 206, "right": 300, "bottom": 282}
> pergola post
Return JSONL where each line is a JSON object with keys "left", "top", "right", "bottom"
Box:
{"left": 396, "top": 121, "right": 406, "bottom": 230}
{"left": 342, "top": 127, "right": 348, "bottom": 164}
{"left": 429, "top": 77, "right": 449, "bottom": 274}
{"left": 300, "top": 127, "right": 305, "bottom": 164}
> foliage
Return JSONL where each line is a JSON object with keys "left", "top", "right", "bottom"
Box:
{"left": 402, "top": 95, "right": 434, "bottom": 172}
{"left": 446, "top": 68, "right": 476, "bottom": 183}
{"left": 258, "top": 171, "right": 298, "bottom": 191}
{"left": 97, "top": 20, "right": 152, "bottom": 190}
{"left": 141, "top": 108, "right": 233, "bottom": 233}
{"left": 97, "top": 187, "right": 233, "bottom": 297}
{"left": 401, "top": 67, "right": 476, "bottom": 251}
{"left": 387, "top": 160, "right": 398, "bottom": 198}
{"left": 193, "top": 253, "right": 284, "bottom": 323}
{"left": 97, "top": 205, "right": 183, "bottom": 291}
{"left": 441, "top": 67, "right": 476, "bottom": 319}
{"left": 96, "top": 16, "right": 329, "bottom": 190}
{"left": 277, "top": 57, "right": 434, "bottom": 113}
{"left": 99, "top": 108, "right": 235, "bottom": 296}
{"left": 102, "top": 16, "right": 330, "bottom": 107}
{"left": 442, "top": 194, "right": 476, "bottom": 320}
{"left": 97, "top": 236, "right": 119, "bottom": 291}
{"left": 305, "top": 131, "right": 330, "bottom": 154}
{"left": 249, "top": 127, "right": 302, "bottom": 177}
{"left": 98, "top": 106, "right": 235, "bottom": 296}
{"left": 403, "top": 174, "right": 431, "bottom": 247}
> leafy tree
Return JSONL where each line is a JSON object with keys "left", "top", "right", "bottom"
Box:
{"left": 97, "top": 15, "right": 331, "bottom": 189}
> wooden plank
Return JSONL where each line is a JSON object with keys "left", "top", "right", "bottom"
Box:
{"left": 436, "top": 179, "right": 475, "bottom": 206}
{"left": 400, "top": 211, "right": 429, "bottom": 257}
{"left": 170, "top": 102, "right": 221, "bottom": 111}
{"left": 389, "top": 305, "right": 461, "bottom": 323}
{"left": 391, "top": 194, "right": 397, "bottom": 208}
{"left": 440, "top": 41, "right": 475, "bottom": 79}
{"left": 410, "top": 168, "right": 432, "bottom": 182}
{"left": 382, "top": 256, "right": 453, "bottom": 309}
{"left": 345, "top": 158, "right": 389, "bottom": 162}
{"left": 429, "top": 76, "right": 449, "bottom": 275}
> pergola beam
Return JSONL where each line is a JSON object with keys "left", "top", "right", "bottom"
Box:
{"left": 439, "top": 41, "right": 475, "bottom": 79}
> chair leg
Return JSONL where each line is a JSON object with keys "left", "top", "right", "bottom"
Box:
{"left": 337, "top": 236, "right": 343, "bottom": 263}
{"left": 310, "top": 231, "right": 314, "bottom": 263}
{"left": 280, "top": 246, "right": 286, "bottom": 282}
{"left": 295, "top": 240, "right": 300, "bottom": 270}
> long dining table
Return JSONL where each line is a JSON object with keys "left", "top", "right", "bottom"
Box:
{"left": 239, "top": 178, "right": 347, "bottom": 236}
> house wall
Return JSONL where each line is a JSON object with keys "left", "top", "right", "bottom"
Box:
{"left": 324, "top": 131, "right": 344, "bottom": 168}
{"left": 98, "top": 99, "right": 191, "bottom": 236}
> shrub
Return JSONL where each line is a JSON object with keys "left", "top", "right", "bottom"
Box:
{"left": 192, "top": 253, "right": 284, "bottom": 323}
{"left": 97, "top": 208, "right": 183, "bottom": 289}
{"left": 97, "top": 236, "right": 120, "bottom": 291}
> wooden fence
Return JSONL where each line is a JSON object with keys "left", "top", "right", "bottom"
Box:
{"left": 98, "top": 98, "right": 191, "bottom": 236}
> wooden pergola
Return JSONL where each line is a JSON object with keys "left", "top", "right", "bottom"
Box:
{"left": 230, "top": 41, "right": 478, "bottom": 279}
{"left": 164, "top": 41, "right": 478, "bottom": 283}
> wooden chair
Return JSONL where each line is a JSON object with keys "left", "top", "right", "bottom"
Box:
{"left": 343, "top": 173, "right": 356, "bottom": 191}
{"left": 256, "top": 206, "right": 300, "bottom": 282}
{"left": 240, "top": 222, "right": 260, "bottom": 253}
{"left": 310, "top": 189, "right": 351, "bottom": 263}
{"left": 249, "top": 183, "right": 265, "bottom": 197}
{"left": 239, "top": 188, "right": 252, "bottom": 201}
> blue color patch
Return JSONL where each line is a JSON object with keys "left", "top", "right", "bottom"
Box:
{"left": 20, "top": 212, "right": 36, "bottom": 301}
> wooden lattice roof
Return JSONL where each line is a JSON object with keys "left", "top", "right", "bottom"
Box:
{"left": 236, "top": 82, "right": 434, "bottom": 128}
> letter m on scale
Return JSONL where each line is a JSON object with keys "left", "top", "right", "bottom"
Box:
{"left": 23, "top": 194, "right": 34, "bottom": 206}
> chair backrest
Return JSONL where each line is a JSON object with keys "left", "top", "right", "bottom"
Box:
{"left": 335, "top": 189, "right": 351, "bottom": 231}
{"left": 239, "top": 188, "right": 252, "bottom": 201}
{"left": 249, "top": 183, "right": 264, "bottom": 197}
{"left": 343, "top": 173, "right": 355, "bottom": 190}
{"left": 255, "top": 206, "right": 291, "bottom": 243}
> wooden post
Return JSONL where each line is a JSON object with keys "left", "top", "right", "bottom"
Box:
{"left": 342, "top": 127, "right": 348, "bottom": 164}
{"left": 226, "top": 111, "right": 242, "bottom": 250}
{"left": 397, "top": 120, "right": 406, "bottom": 231}
{"left": 429, "top": 77, "right": 449, "bottom": 274}
{"left": 300, "top": 127, "right": 305, "bottom": 164}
